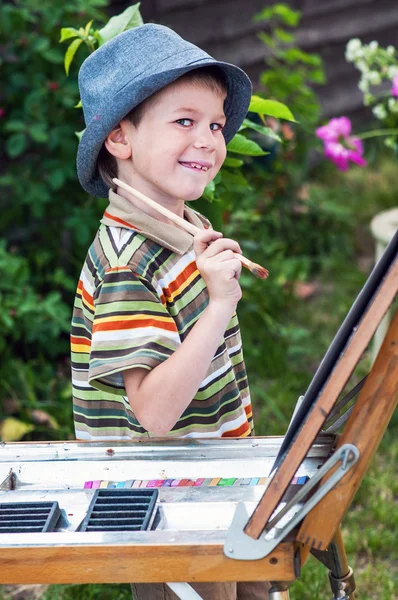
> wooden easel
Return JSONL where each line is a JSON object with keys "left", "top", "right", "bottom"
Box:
{"left": 224, "top": 241, "right": 398, "bottom": 599}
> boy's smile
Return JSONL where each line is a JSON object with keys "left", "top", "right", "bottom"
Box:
{"left": 110, "top": 78, "right": 227, "bottom": 217}
{"left": 179, "top": 160, "right": 211, "bottom": 172}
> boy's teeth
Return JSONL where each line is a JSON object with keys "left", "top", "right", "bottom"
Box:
{"left": 180, "top": 161, "right": 208, "bottom": 171}
{"left": 190, "top": 163, "right": 207, "bottom": 171}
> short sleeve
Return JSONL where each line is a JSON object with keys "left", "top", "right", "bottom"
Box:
{"left": 88, "top": 266, "right": 180, "bottom": 395}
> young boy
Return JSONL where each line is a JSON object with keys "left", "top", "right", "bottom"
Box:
{"left": 71, "top": 23, "right": 269, "bottom": 599}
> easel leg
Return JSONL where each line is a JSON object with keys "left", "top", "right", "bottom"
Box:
{"left": 327, "top": 528, "right": 356, "bottom": 600}
{"left": 269, "top": 583, "right": 290, "bottom": 599}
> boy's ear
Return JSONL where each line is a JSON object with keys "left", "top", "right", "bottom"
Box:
{"left": 104, "top": 121, "right": 132, "bottom": 159}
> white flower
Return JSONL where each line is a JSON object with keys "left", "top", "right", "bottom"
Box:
{"left": 346, "top": 38, "right": 362, "bottom": 61}
{"left": 356, "top": 59, "right": 369, "bottom": 74}
{"left": 368, "top": 41, "right": 379, "bottom": 52}
{"left": 387, "top": 46, "right": 396, "bottom": 56}
{"left": 388, "top": 98, "right": 398, "bottom": 113}
{"left": 387, "top": 65, "right": 398, "bottom": 79}
{"left": 358, "top": 78, "right": 369, "bottom": 93}
{"left": 372, "top": 104, "right": 387, "bottom": 120}
{"left": 367, "top": 71, "right": 382, "bottom": 85}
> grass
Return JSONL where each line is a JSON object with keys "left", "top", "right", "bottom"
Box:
{"left": 1, "top": 154, "right": 397, "bottom": 600}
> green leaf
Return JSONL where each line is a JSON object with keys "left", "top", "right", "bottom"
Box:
{"left": 257, "top": 32, "right": 275, "bottom": 49}
{"left": 254, "top": 4, "right": 301, "bottom": 27}
{"left": 64, "top": 38, "right": 83, "bottom": 75}
{"left": 84, "top": 20, "right": 94, "bottom": 37}
{"left": 274, "top": 5, "right": 301, "bottom": 27}
{"left": 59, "top": 27, "right": 79, "bottom": 43}
{"left": 24, "top": 89, "right": 45, "bottom": 116}
{"left": 75, "top": 128, "right": 85, "bottom": 140}
{"left": 239, "top": 118, "right": 282, "bottom": 142}
{"left": 248, "top": 95, "right": 296, "bottom": 122}
{"left": 29, "top": 123, "right": 48, "bottom": 143}
{"left": 227, "top": 133, "right": 267, "bottom": 156}
{"left": 97, "top": 3, "right": 143, "bottom": 46}
{"left": 274, "top": 28, "right": 294, "bottom": 43}
{"left": 253, "top": 7, "right": 275, "bottom": 21}
{"left": 32, "top": 38, "right": 50, "bottom": 53}
{"left": 202, "top": 179, "right": 216, "bottom": 201}
{"left": 308, "top": 69, "right": 326, "bottom": 85}
{"left": 193, "top": 197, "right": 223, "bottom": 229}
{"left": 47, "top": 169, "right": 65, "bottom": 190}
{"left": 0, "top": 417, "right": 34, "bottom": 442}
{"left": 4, "top": 120, "right": 25, "bottom": 133}
{"left": 42, "top": 48, "right": 64, "bottom": 64}
{"left": 6, "top": 133, "right": 27, "bottom": 158}
{"left": 223, "top": 157, "right": 244, "bottom": 167}
{"left": 221, "top": 169, "right": 249, "bottom": 188}
{"left": 74, "top": 99, "right": 82, "bottom": 108}
{"left": 0, "top": 175, "right": 15, "bottom": 186}
{"left": 283, "top": 48, "right": 321, "bottom": 66}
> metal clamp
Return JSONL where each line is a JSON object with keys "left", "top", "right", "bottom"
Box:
{"left": 224, "top": 443, "right": 359, "bottom": 560}
{"left": 329, "top": 567, "right": 356, "bottom": 600}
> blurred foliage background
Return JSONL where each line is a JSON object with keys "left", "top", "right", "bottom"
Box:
{"left": 0, "top": 1, "right": 397, "bottom": 599}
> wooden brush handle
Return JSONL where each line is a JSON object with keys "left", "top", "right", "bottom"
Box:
{"left": 113, "top": 178, "right": 254, "bottom": 270}
{"left": 113, "top": 178, "right": 199, "bottom": 236}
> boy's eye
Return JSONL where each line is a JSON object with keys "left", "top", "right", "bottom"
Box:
{"left": 175, "top": 119, "right": 224, "bottom": 131}
{"left": 176, "top": 119, "right": 192, "bottom": 127}
{"left": 210, "top": 122, "right": 224, "bottom": 131}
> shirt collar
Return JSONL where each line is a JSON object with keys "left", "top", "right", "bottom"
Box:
{"left": 101, "top": 190, "right": 206, "bottom": 255}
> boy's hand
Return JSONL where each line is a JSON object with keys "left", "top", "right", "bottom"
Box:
{"left": 194, "top": 229, "right": 242, "bottom": 309}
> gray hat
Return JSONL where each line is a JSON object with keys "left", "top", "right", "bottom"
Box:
{"left": 77, "top": 23, "right": 252, "bottom": 197}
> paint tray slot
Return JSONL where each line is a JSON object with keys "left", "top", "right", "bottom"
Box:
{"left": 0, "top": 501, "right": 61, "bottom": 533}
{"left": 80, "top": 489, "right": 158, "bottom": 532}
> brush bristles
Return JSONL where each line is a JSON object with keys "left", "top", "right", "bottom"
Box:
{"left": 249, "top": 263, "right": 269, "bottom": 280}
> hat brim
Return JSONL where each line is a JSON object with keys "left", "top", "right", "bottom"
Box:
{"left": 77, "top": 59, "right": 252, "bottom": 198}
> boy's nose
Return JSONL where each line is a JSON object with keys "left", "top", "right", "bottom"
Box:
{"left": 192, "top": 126, "right": 216, "bottom": 150}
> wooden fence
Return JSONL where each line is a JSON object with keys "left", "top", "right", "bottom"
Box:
{"left": 110, "top": 0, "right": 398, "bottom": 120}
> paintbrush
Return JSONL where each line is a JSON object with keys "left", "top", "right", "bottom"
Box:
{"left": 113, "top": 177, "right": 269, "bottom": 280}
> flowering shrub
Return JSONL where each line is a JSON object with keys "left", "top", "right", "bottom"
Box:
{"left": 317, "top": 38, "right": 398, "bottom": 169}
{"left": 345, "top": 39, "right": 398, "bottom": 118}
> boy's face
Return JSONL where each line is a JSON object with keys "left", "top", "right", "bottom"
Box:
{"left": 115, "top": 79, "right": 227, "bottom": 205}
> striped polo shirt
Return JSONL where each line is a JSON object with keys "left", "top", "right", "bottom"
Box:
{"left": 71, "top": 190, "right": 253, "bottom": 440}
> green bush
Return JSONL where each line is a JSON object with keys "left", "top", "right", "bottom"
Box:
{"left": 0, "top": 0, "right": 109, "bottom": 438}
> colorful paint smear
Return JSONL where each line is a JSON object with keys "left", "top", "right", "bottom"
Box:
{"left": 83, "top": 476, "right": 311, "bottom": 489}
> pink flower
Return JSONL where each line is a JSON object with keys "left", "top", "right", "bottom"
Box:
{"left": 391, "top": 74, "right": 398, "bottom": 98}
{"left": 324, "top": 138, "right": 366, "bottom": 171}
{"left": 316, "top": 117, "right": 352, "bottom": 142}
{"left": 0, "top": 107, "right": 5, "bottom": 118}
{"left": 316, "top": 116, "right": 366, "bottom": 171}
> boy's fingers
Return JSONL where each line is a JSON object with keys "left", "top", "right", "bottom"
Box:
{"left": 193, "top": 229, "right": 223, "bottom": 256}
{"left": 220, "top": 258, "right": 242, "bottom": 279}
{"left": 200, "top": 238, "right": 242, "bottom": 259}
{"left": 211, "top": 249, "right": 236, "bottom": 263}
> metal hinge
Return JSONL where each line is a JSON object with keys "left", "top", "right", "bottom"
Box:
{"left": 224, "top": 443, "right": 359, "bottom": 560}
